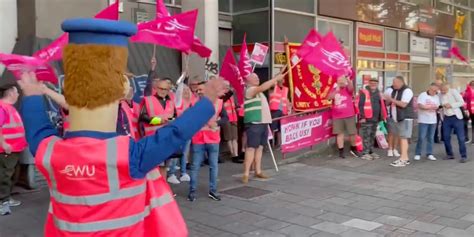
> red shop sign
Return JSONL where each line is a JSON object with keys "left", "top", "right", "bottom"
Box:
{"left": 358, "top": 27, "right": 384, "bottom": 48}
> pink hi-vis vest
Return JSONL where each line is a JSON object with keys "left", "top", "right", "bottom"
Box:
{"left": 192, "top": 99, "right": 223, "bottom": 144}
{"left": 120, "top": 100, "right": 140, "bottom": 140}
{"left": 224, "top": 97, "right": 238, "bottom": 123}
{"left": 0, "top": 102, "right": 27, "bottom": 153}
{"left": 269, "top": 86, "right": 289, "bottom": 115}
{"left": 142, "top": 96, "right": 175, "bottom": 136}
{"left": 176, "top": 100, "right": 191, "bottom": 117}
{"left": 35, "top": 136, "right": 188, "bottom": 237}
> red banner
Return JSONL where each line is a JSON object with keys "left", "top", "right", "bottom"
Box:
{"left": 280, "top": 110, "right": 333, "bottom": 153}
{"left": 286, "top": 43, "right": 335, "bottom": 111}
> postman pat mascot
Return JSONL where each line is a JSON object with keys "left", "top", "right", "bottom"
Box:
{"left": 18, "top": 18, "right": 224, "bottom": 237}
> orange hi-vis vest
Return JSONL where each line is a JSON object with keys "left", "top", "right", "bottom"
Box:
{"left": 269, "top": 86, "right": 289, "bottom": 115}
{"left": 142, "top": 96, "right": 175, "bottom": 136}
{"left": 120, "top": 100, "right": 140, "bottom": 140}
{"left": 35, "top": 136, "right": 187, "bottom": 237}
{"left": 224, "top": 97, "right": 238, "bottom": 123}
{"left": 192, "top": 99, "right": 223, "bottom": 145}
{"left": 359, "top": 89, "right": 388, "bottom": 120}
{"left": 0, "top": 102, "right": 27, "bottom": 153}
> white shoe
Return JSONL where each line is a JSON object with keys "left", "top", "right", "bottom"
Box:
{"left": 390, "top": 159, "right": 408, "bottom": 167}
{"left": 414, "top": 155, "right": 421, "bottom": 161}
{"left": 167, "top": 175, "right": 181, "bottom": 184}
{"left": 388, "top": 150, "right": 394, "bottom": 157}
{"left": 180, "top": 173, "right": 191, "bottom": 182}
{"left": 393, "top": 150, "right": 401, "bottom": 157}
{"left": 427, "top": 155, "right": 437, "bottom": 161}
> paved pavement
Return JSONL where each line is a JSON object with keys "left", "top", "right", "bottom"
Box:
{"left": 1, "top": 139, "right": 473, "bottom": 237}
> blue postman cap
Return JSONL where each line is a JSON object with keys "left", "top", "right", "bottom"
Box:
{"left": 61, "top": 18, "right": 137, "bottom": 47}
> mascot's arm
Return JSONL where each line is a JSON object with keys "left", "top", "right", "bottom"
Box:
{"left": 20, "top": 96, "right": 59, "bottom": 156}
{"left": 129, "top": 97, "right": 215, "bottom": 179}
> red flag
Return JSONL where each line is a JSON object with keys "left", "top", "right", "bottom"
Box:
{"left": 0, "top": 53, "right": 58, "bottom": 84}
{"left": 132, "top": 10, "right": 197, "bottom": 51}
{"left": 450, "top": 46, "right": 468, "bottom": 63}
{"left": 33, "top": 2, "right": 120, "bottom": 62}
{"left": 220, "top": 49, "right": 244, "bottom": 105}
{"left": 156, "top": 0, "right": 171, "bottom": 18}
{"left": 238, "top": 34, "right": 252, "bottom": 79}
{"left": 297, "top": 30, "right": 351, "bottom": 78}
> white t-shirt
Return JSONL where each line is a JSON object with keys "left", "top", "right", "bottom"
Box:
{"left": 417, "top": 92, "right": 440, "bottom": 124}
{"left": 391, "top": 88, "right": 414, "bottom": 122}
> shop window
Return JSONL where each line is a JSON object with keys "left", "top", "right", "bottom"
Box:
{"left": 399, "top": 62, "right": 410, "bottom": 70}
{"left": 275, "top": 0, "right": 314, "bottom": 13}
{"left": 472, "top": 11, "right": 474, "bottom": 40}
{"left": 454, "top": 8, "right": 469, "bottom": 40}
{"left": 233, "top": 11, "right": 269, "bottom": 44}
{"left": 436, "top": 0, "right": 454, "bottom": 14}
{"left": 275, "top": 11, "right": 315, "bottom": 42}
{"left": 174, "top": 0, "right": 181, "bottom": 5}
{"left": 399, "top": 0, "right": 432, "bottom": 7}
{"left": 399, "top": 31, "right": 410, "bottom": 52}
{"left": 453, "top": 0, "right": 469, "bottom": 6}
{"left": 317, "top": 20, "right": 351, "bottom": 48}
{"left": 385, "top": 62, "right": 398, "bottom": 71}
{"left": 233, "top": 0, "right": 268, "bottom": 12}
{"left": 471, "top": 43, "right": 474, "bottom": 62}
{"left": 357, "top": 60, "right": 384, "bottom": 70}
{"left": 385, "top": 29, "right": 398, "bottom": 51}
{"left": 219, "top": 0, "right": 230, "bottom": 12}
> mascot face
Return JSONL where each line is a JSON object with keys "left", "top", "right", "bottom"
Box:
{"left": 61, "top": 18, "right": 137, "bottom": 110}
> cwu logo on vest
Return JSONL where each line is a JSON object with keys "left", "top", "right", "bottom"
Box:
{"left": 59, "top": 165, "right": 96, "bottom": 180}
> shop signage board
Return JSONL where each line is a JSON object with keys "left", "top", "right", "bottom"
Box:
{"left": 435, "top": 37, "right": 452, "bottom": 58}
{"left": 410, "top": 34, "right": 431, "bottom": 55}
{"left": 280, "top": 110, "right": 333, "bottom": 154}
{"left": 357, "top": 26, "right": 384, "bottom": 48}
{"left": 417, "top": 7, "right": 436, "bottom": 37}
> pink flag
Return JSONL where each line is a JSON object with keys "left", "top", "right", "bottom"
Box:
{"left": 238, "top": 34, "right": 252, "bottom": 79}
{"left": 190, "top": 36, "right": 212, "bottom": 58}
{"left": 450, "top": 46, "right": 468, "bottom": 63}
{"left": 0, "top": 53, "right": 58, "bottom": 84}
{"left": 155, "top": 1, "right": 211, "bottom": 58}
{"left": 220, "top": 49, "right": 244, "bottom": 105}
{"left": 131, "top": 9, "right": 197, "bottom": 51}
{"left": 298, "top": 30, "right": 351, "bottom": 78}
{"left": 156, "top": 0, "right": 171, "bottom": 18}
{"left": 33, "top": 2, "right": 119, "bottom": 62}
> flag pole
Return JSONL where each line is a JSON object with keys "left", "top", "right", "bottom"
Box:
{"left": 267, "top": 126, "right": 279, "bottom": 172}
{"left": 153, "top": 45, "right": 156, "bottom": 58}
{"left": 281, "top": 58, "right": 302, "bottom": 77}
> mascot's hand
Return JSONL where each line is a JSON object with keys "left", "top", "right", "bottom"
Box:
{"left": 18, "top": 72, "right": 45, "bottom": 96}
{"left": 203, "top": 78, "right": 226, "bottom": 102}
{"left": 149, "top": 117, "right": 163, "bottom": 125}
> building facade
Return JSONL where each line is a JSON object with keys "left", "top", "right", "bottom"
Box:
{"left": 2, "top": 0, "right": 473, "bottom": 93}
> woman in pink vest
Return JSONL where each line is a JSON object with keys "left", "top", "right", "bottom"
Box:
{"left": 0, "top": 83, "right": 27, "bottom": 216}
{"left": 269, "top": 81, "right": 290, "bottom": 148}
{"left": 463, "top": 80, "right": 474, "bottom": 144}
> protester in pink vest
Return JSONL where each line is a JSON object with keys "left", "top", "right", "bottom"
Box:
{"left": 463, "top": 80, "right": 474, "bottom": 144}
{"left": 0, "top": 83, "right": 27, "bottom": 216}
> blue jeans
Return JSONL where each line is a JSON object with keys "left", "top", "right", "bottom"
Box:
{"left": 415, "top": 123, "right": 436, "bottom": 156}
{"left": 168, "top": 140, "right": 191, "bottom": 176}
{"left": 442, "top": 116, "right": 467, "bottom": 158}
{"left": 189, "top": 143, "right": 219, "bottom": 193}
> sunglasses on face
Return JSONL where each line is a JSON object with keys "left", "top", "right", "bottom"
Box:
{"left": 157, "top": 87, "right": 170, "bottom": 91}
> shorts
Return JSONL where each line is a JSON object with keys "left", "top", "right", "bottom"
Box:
{"left": 395, "top": 119, "right": 413, "bottom": 139}
{"left": 387, "top": 119, "right": 398, "bottom": 135}
{"left": 222, "top": 122, "right": 238, "bottom": 141}
{"left": 270, "top": 110, "right": 283, "bottom": 132}
{"left": 245, "top": 124, "right": 269, "bottom": 148}
{"left": 332, "top": 116, "right": 357, "bottom": 135}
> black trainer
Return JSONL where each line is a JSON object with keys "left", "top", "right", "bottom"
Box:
{"left": 350, "top": 146, "right": 361, "bottom": 158}
{"left": 208, "top": 191, "right": 221, "bottom": 201}
{"left": 338, "top": 148, "right": 345, "bottom": 159}
{"left": 187, "top": 192, "right": 196, "bottom": 202}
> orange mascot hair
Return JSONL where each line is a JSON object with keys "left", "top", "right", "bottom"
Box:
{"left": 63, "top": 44, "right": 127, "bottom": 109}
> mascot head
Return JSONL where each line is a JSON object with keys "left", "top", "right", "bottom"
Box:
{"left": 61, "top": 18, "right": 137, "bottom": 131}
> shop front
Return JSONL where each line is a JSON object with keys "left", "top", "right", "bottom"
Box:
{"left": 355, "top": 23, "right": 411, "bottom": 91}
{"left": 409, "top": 33, "right": 433, "bottom": 94}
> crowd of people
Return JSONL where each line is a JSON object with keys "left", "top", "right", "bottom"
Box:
{"left": 332, "top": 75, "right": 472, "bottom": 168}
{"left": 0, "top": 54, "right": 472, "bottom": 217}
